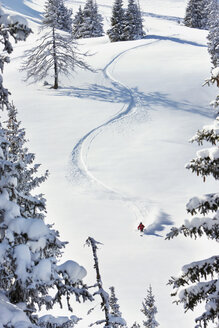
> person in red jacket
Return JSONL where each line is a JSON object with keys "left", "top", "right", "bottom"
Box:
{"left": 138, "top": 222, "right": 145, "bottom": 232}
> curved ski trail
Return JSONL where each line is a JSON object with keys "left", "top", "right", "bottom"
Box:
{"left": 70, "top": 41, "right": 161, "bottom": 222}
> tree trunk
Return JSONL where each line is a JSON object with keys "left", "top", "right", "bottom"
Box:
{"left": 52, "top": 27, "right": 58, "bottom": 89}
{"left": 87, "top": 237, "right": 111, "bottom": 327}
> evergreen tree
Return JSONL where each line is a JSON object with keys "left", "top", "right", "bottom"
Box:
{"left": 141, "top": 286, "right": 159, "bottom": 328}
{"left": 166, "top": 70, "right": 219, "bottom": 328}
{"left": 109, "top": 286, "right": 125, "bottom": 327}
{"left": 5, "top": 103, "right": 48, "bottom": 219}
{"left": 207, "top": 1, "right": 219, "bottom": 67}
{"left": 79, "top": 0, "right": 104, "bottom": 38}
{"left": 205, "top": 0, "right": 218, "bottom": 29}
{"left": 184, "top": 0, "right": 209, "bottom": 29}
{"left": 72, "top": 6, "right": 84, "bottom": 39}
{"left": 57, "top": 0, "right": 73, "bottom": 33}
{"left": 22, "top": 0, "right": 92, "bottom": 89}
{"left": 107, "top": 0, "right": 126, "bottom": 42}
{"left": 123, "top": 0, "right": 144, "bottom": 40}
{"left": 43, "top": 0, "right": 73, "bottom": 33}
{"left": 135, "top": 0, "right": 145, "bottom": 39}
{"left": 131, "top": 323, "right": 141, "bottom": 328}
{"left": 93, "top": 1, "right": 104, "bottom": 37}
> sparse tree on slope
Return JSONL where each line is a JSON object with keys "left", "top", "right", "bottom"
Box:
{"left": 141, "top": 285, "right": 159, "bottom": 328}
{"left": 166, "top": 70, "right": 219, "bottom": 327}
{"left": 22, "top": 0, "right": 92, "bottom": 89}
{"left": 86, "top": 237, "right": 126, "bottom": 327}
{"left": 107, "top": 0, "right": 126, "bottom": 42}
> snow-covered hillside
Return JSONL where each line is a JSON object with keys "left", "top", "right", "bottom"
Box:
{"left": 1, "top": 0, "right": 218, "bottom": 327}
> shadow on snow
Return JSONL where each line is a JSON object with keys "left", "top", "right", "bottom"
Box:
{"left": 145, "top": 34, "right": 207, "bottom": 48}
{"left": 57, "top": 85, "right": 213, "bottom": 119}
{"left": 1, "top": 0, "right": 42, "bottom": 21}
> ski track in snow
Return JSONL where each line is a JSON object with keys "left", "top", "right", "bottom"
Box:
{"left": 70, "top": 38, "right": 175, "bottom": 233}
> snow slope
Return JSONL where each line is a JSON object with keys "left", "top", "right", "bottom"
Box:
{"left": 2, "top": 0, "right": 218, "bottom": 327}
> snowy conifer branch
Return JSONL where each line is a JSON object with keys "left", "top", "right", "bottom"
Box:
{"left": 0, "top": 7, "right": 32, "bottom": 108}
{"left": 186, "top": 155, "right": 219, "bottom": 181}
{"left": 186, "top": 194, "right": 219, "bottom": 215}
{"left": 166, "top": 216, "right": 219, "bottom": 240}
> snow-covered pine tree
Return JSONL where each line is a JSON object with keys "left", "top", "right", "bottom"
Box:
{"left": 109, "top": 286, "right": 126, "bottom": 327}
{"left": 93, "top": 1, "right": 104, "bottom": 37}
{"left": 4, "top": 102, "right": 48, "bottom": 219}
{"left": 79, "top": 0, "right": 104, "bottom": 38}
{"left": 56, "top": 0, "right": 73, "bottom": 33}
{"left": 135, "top": 0, "right": 145, "bottom": 39}
{"left": 86, "top": 237, "right": 126, "bottom": 327}
{"left": 130, "top": 323, "right": 141, "bottom": 328}
{"left": 22, "top": 0, "right": 92, "bottom": 89}
{"left": 43, "top": 0, "right": 73, "bottom": 33}
{"left": 107, "top": 0, "right": 126, "bottom": 42}
{"left": 123, "top": 0, "right": 138, "bottom": 40}
{"left": 123, "top": 0, "right": 144, "bottom": 40}
{"left": 72, "top": 6, "right": 84, "bottom": 39}
{"left": 184, "top": 0, "right": 209, "bottom": 29}
{"left": 207, "top": 1, "right": 219, "bottom": 67}
{"left": 0, "top": 111, "right": 93, "bottom": 326}
{"left": 205, "top": 0, "right": 218, "bottom": 29}
{"left": 166, "top": 69, "right": 219, "bottom": 328}
{"left": 141, "top": 285, "right": 159, "bottom": 328}
{"left": 0, "top": 6, "right": 93, "bottom": 328}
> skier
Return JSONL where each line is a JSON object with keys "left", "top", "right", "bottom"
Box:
{"left": 138, "top": 222, "right": 145, "bottom": 232}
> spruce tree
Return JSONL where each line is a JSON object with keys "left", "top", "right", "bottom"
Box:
{"left": 166, "top": 70, "right": 219, "bottom": 328}
{"left": 73, "top": 6, "right": 84, "bottom": 39}
{"left": 141, "top": 286, "right": 159, "bottom": 328}
{"left": 93, "top": 1, "right": 104, "bottom": 37}
{"left": 123, "top": 0, "right": 144, "bottom": 40}
{"left": 205, "top": 0, "right": 218, "bottom": 29}
{"left": 22, "top": 0, "right": 92, "bottom": 89}
{"left": 79, "top": 0, "right": 104, "bottom": 38}
{"left": 184, "top": 0, "right": 209, "bottom": 29}
{"left": 135, "top": 0, "right": 145, "bottom": 39}
{"left": 43, "top": 0, "right": 73, "bottom": 33}
{"left": 5, "top": 103, "right": 48, "bottom": 219}
{"left": 107, "top": 0, "right": 126, "bottom": 42}
{"left": 131, "top": 323, "right": 141, "bottom": 328}
{"left": 109, "top": 286, "right": 126, "bottom": 327}
{"left": 207, "top": 1, "right": 219, "bottom": 68}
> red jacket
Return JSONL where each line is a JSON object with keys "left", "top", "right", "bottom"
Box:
{"left": 138, "top": 223, "right": 145, "bottom": 231}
